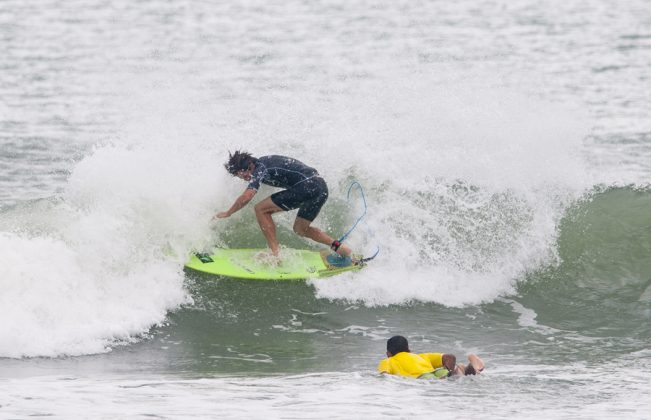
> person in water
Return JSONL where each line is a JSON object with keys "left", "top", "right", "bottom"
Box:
{"left": 215, "top": 151, "right": 353, "bottom": 262}
{"left": 377, "top": 335, "right": 485, "bottom": 379}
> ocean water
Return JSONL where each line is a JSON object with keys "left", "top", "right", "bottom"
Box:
{"left": 1, "top": 0, "right": 651, "bottom": 418}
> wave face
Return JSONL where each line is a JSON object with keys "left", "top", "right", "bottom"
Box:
{"left": 0, "top": 0, "right": 647, "bottom": 366}
{"left": 517, "top": 187, "right": 651, "bottom": 343}
{"left": 2, "top": 0, "right": 651, "bottom": 417}
{"left": 0, "top": 82, "right": 596, "bottom": 357}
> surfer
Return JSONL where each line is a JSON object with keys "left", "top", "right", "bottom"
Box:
{"left": 378, "top": 335, "right": 485, "bottom": 379}
{"left": 215, "top": 151, "right": 353, "bottom": 262}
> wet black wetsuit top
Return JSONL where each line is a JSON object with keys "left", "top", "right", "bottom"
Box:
{"left": 246, "top": 155, "right": 319, "bottom": 191}
{"left": 246, "top": 155, "right": 328, "bottom": 222}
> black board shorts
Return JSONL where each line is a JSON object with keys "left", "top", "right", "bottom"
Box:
{"left": 270, "top": 176, "right": 328, "bottom": 222}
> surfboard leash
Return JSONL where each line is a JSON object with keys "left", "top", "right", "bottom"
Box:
{"left": 330, "top": 181, "right": 380, "bottom": 263}
{"left": 357, "top": 246, "right": 380, "bottom": 265}
{"left": 336, "top": 181, "right": 368, "bottom": 243}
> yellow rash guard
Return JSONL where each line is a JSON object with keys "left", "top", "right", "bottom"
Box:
{"left": 377, "top": 352, "right": 445, "bottom": 378}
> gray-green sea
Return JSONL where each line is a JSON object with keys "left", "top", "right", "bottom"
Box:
{"left": 1, "top": 1, "right": 650, "bottom": 418}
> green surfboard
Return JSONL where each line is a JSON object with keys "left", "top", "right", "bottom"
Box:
{"left": 184, "top": 248, "right": 365, "bottom": 280}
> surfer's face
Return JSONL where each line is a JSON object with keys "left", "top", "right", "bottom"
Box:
{"left": 236, "top": 169, "right": 253, "bottom": 181}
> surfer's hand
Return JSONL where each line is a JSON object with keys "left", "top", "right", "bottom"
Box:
{"left": 215, "top": 211, "right": 230, "bottom": 219}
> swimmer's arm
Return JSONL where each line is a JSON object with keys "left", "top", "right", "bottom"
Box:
{"left": 377, "top": 359, "right": 391, "bottom": 374}
{"left": 420, "top": 352, "right": 445, "bottom": 369}
{"left": 441, "top": 354, "right": 457, "bottom": 372}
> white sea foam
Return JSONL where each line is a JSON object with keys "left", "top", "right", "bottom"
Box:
{"left": 0, "top": 232, "right": 186, "bottom": 357}
{"left": 2, "top": 367, "right": 650, "bottom": 419}
{"left": 1, "top": 75, "right": 596, "bottom": 357}
{"left": 305, "top": 81, "right": 593, "bottom": 307}
{"left": 0, "top": 88, "right": 232, "bottom": 358}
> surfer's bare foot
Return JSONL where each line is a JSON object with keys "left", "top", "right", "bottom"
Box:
{"left": 336, "top": 243, "right": 353, "bottom": 257}
{"left": 255, "top": 250, "right": 282, "bottom": 266}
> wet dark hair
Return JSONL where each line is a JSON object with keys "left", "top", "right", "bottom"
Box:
{"left": 387, "top": 335, "right": 410, "bottom": 355}
{"left": 224, "top": 150, "right": 256, "bottom": 175}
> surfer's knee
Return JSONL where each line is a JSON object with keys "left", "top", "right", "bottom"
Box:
{"left": 254, "top": 201, "right": 272, "bottom": 216}
{"left": 255, "top": 198, "right": 283, "bottom": 217}
{"left": 293, "top": 222, "right": 308, "bottom": 236}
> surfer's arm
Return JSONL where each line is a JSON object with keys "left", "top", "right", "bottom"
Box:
{"left": 377, "top": 358, "right": 392, "bottom": 374}
{"left": 215, "top": 188, "right": 257, "bottom": 218}
{"left": 420, "top": 352, "right": 455, "bottom": 371}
